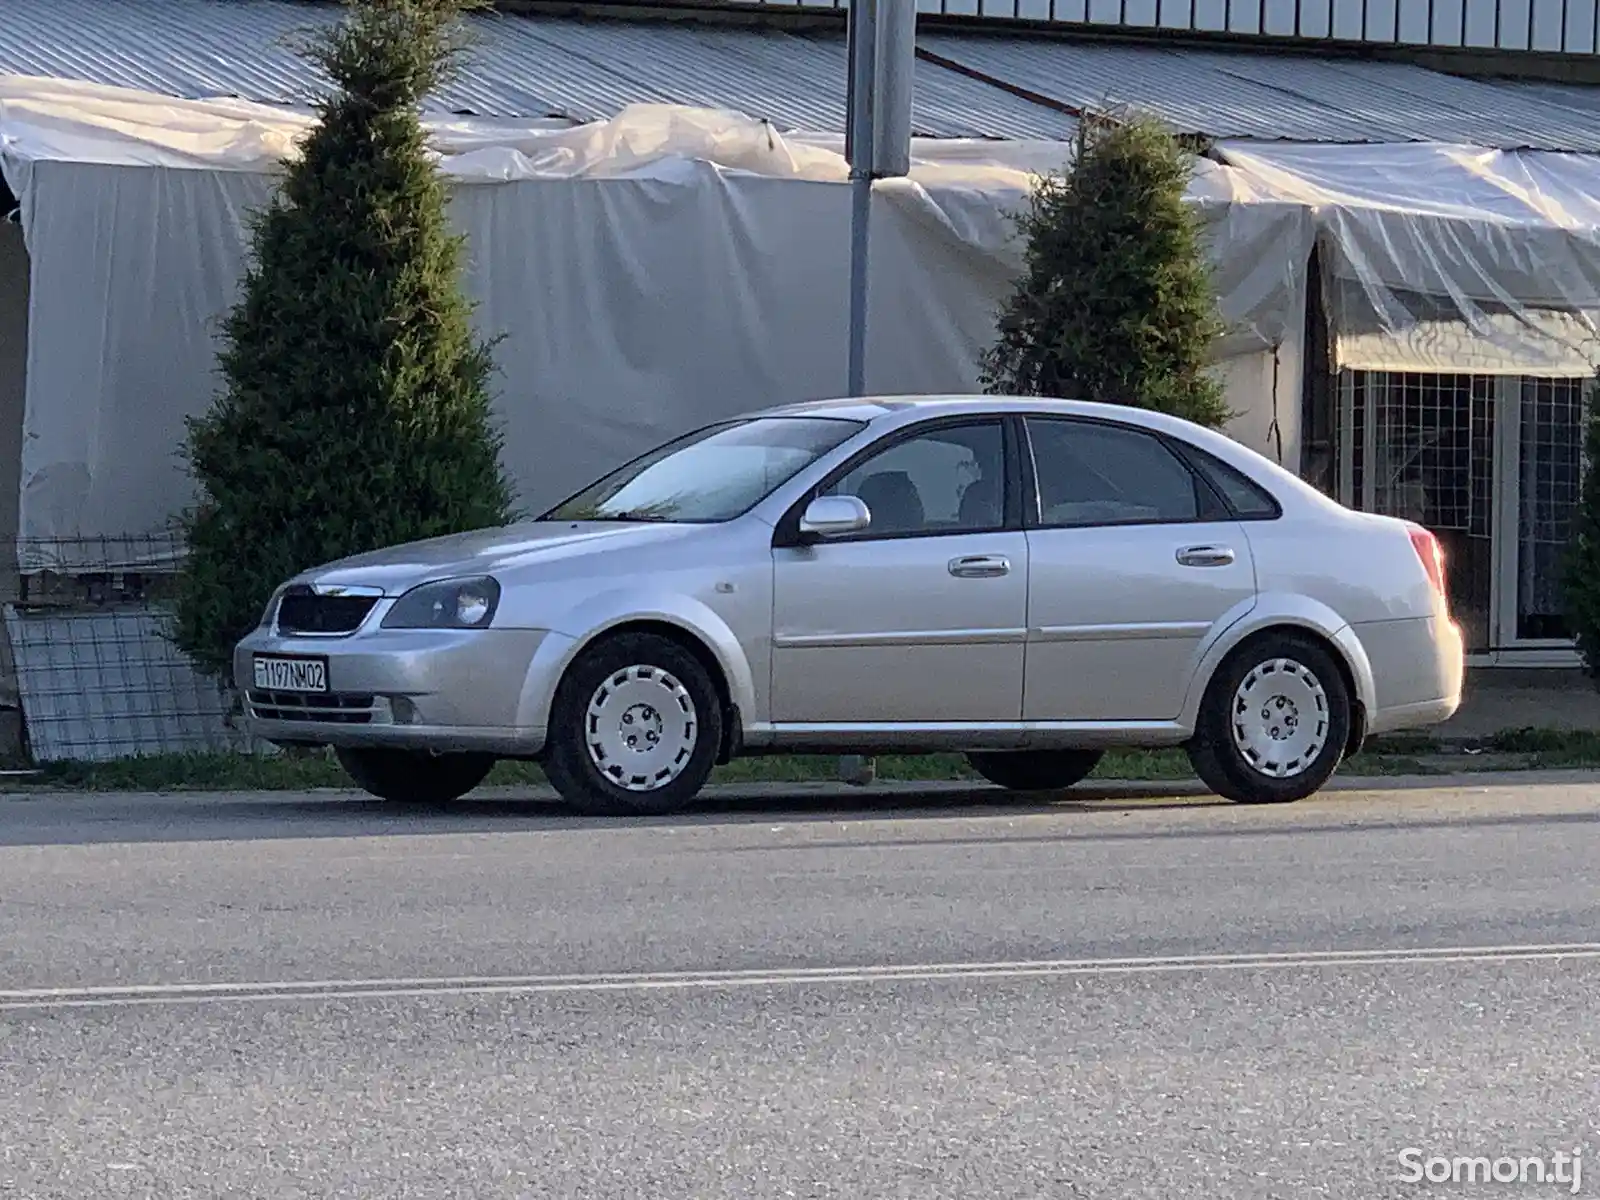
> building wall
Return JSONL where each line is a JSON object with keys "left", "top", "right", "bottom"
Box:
{"left": 0, "top": 220, "right": 26, "bottom": 573}
{"left": 1216, "top": 331, "right": 1306, "bottom": 476}
{"left": 0, "top": 219, "right": 28, "bottom": 711}
{"left": 847, "top": 0, "right": 1600, "bottom": 56}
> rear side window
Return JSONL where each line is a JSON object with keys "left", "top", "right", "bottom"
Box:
{"left": 1026, "top": 417, "right": 1220, "bottom": 527}
{"left": 1180, "top": 445, "right": 1282, "bottom": 520}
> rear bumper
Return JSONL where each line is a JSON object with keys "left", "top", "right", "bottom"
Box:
{"left": 1358, "top": 615, "right": 1465, "bottom": 735}
{"left": 233, "top": 626, "right": 557, "bottom": 755}
{"left": 1367, "top": 696, "right": 1461, "bottom": 735}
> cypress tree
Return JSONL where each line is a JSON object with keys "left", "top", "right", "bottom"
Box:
{"left": 981, "top": 110, "right": 1231, "bottom": 428}
{"left": 173, "top": 0, "right": 514, "bottom": 679}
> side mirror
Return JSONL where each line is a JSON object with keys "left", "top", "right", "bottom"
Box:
{"left": 799, "top": 494, "right": 871, "bottom": 539}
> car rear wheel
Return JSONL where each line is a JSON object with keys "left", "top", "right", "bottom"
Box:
{"left": 334, "top": 747, "right": 496, "bottom": 804}
{"left": 966, "top": 749, "right": 1104, "bottom": 793}
{"left": 1186, "top": 632, "right": 1350, "bottom": 804}
{"left": 543, "top": 632, "right": 723, "bottom": 817}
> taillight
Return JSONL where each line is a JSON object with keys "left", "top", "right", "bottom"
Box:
{"left": 1407, "top": 524, "right": 1447, "bottom": 605}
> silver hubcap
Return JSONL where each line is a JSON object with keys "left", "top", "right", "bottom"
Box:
{"left": 1230, "top": 657, "right": 1329, "bottom": 779}
{"left": 585, "top": 664, "right": 698, "bottom": 792}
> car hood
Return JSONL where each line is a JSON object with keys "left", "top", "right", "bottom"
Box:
{"left": 295, "top": 521, "right": 706, "bottom": 595}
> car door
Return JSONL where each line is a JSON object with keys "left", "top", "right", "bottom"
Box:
{"left": 769, "top": 416, "right": 1028, "bottom": 726}
{"left": 1021, "top": 415, "right": 1258, "bottom": 723}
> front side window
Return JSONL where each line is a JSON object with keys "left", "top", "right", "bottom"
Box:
{"left": 822, "top": 420, "right": 1006, "bottom": 537}
{"left": 544, "top": 417, "right": 865, "bottom": 523}
{"left": 1027, "top": 418, "right": 1212, "bottom": 527}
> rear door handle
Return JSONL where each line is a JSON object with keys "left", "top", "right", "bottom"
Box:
{"left": 948, "top": 554, "right": 1011, "bottom": 579}
{"left": 1176, "top": 544, "right": 1236, "bottom": 568}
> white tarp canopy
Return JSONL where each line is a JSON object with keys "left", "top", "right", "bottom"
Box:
{"left": 0, "top": 77, "right": 1315, "bottom": 569}
{"left": 1217, "top": 140, "right": 1600, "bottom": 377}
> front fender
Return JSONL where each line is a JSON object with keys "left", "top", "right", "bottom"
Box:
{"left": 516, "top": 589, "right": 761, "bottom": 735}
{"left": 1176, "top": 592, "right": 1378, "bottom": 732}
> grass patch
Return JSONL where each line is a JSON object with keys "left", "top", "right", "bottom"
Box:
{"left": 5, "top": 731, "right": 1597, "bottom": 795}
{"left": 1361, "top": 732, "right": 1443, "bottom": 756}
{"left": 1482, "top": 726, "right": 1600, "bottom": 756}
{"left": 21, "top": 752, "right": 356, "bottom": 793}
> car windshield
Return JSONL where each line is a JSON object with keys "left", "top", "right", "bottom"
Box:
{"left": 542, "top": 416, "right": 866, "bottom": 524}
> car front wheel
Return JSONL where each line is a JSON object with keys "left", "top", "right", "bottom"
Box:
{"left": 334, "top": 747, "right": 497, "bottom": 804}
{"left": 966, "top": 749, "right": 1104, "bottom": 793}
{"left": 1186, "top": 632, "right": 1351, "bottom": 804}
{"left": 543, "top": 632, "right": 723, "bottom": 817}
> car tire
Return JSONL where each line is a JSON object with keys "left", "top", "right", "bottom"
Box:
{"left": 965, "top": 749, "right": 1104, "bottom": 793}
{"left": 543, "top": 632, "right": 724, "bottom": 817}
{"left": 1186, "top": 631, "right": 1351, "bottom": 804}
{"left": 334, "top": 747, "right": 497, "bottom": 804}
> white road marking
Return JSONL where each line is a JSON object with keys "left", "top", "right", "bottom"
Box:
{"left": 2, "top": 943, "right": 1596, "bottom": 1011}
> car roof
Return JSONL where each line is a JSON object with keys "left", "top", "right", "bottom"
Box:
{"left": 745, "top": 394, "right": 1180, "bottom": 427}
{"left": 744, "top": 394, "right": 1224, "bottom": 441}
{"left": 741, "top": 393, "right": 1336, "bottom": 514}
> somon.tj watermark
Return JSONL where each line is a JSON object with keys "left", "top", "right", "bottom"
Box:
{"left": 1398, "top": 1147, "right": 1583, "bottom": 1192}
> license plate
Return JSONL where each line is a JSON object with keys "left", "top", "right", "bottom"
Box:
{"left": 253, "top": 655, "right": 328, "bottom": 693}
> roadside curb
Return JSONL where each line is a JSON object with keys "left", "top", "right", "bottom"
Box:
{"left": 1, "top": 767, "right": 1597, "bottom": 803}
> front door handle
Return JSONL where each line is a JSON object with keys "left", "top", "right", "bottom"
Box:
{"left": 949, "top": 554, "right": 1011, "bottom": 579}
{"left": 1176, "top": 544, "right": 1236, "bottom": 568}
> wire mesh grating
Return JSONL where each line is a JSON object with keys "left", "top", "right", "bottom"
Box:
{"left": 1346, "top": 370, "right": 1498, "bottom": 652}
{"left": 0, "top": 533, "right": 267, "bottom": 763}
{"left": 1365, "top": 371, "right": 1481, "bottom": 532}
{"left": 1517, "top": 376, "right": 1588, "bottom": 640}
{"left": 3, "top": 607, "right": 252, "bottom": 763}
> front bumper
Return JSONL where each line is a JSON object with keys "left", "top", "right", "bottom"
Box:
{"left": 234, "top": 625, "right": 557, "bottom": 755}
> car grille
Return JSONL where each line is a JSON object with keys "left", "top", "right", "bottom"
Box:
{"left": 275, "top": 586, "right": 378, "bottom": 635}
{"left": 247, "top": 691, "right": 377, "bottom": 724}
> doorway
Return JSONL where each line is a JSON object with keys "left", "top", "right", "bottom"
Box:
{"left": 1336, "top": 369, "right": 1589, "bottom": 661}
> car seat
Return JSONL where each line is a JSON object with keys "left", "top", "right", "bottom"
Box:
{"left": 957, "top": 472, "right": 1002, "bottom": 529}
{"left": 854, "top": 471, "right": 925, "bottom": 534}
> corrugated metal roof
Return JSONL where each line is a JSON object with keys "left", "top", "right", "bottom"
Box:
{"left": 1479, "top": 78, "right": 1600, "bottom": 120}
{"left": 474, "top": 11, "right": 1075, "bottom": 138}
{"left": 4, "top": 0, "right": 1598, "bottom": 149}
{"left": 918, "top": 32, "right": 1600, "bottom": 151}
{"left": 0, "top": 0, "right": 1077, "bottom": 139}
{"left": 1192, "top": 50, "right": 1600, "bottom": 150}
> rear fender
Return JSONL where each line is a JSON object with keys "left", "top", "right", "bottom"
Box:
{"left": 1176, "top": 592, "right": 1377, "bottom": 733}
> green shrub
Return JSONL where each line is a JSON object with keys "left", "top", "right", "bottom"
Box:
{"left": 173, "top": 0, "right": 514, "bottom": 680}
{"left": 981, "top": 110, "right": 1230, "bottom": 428}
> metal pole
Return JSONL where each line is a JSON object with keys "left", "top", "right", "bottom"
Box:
{"left": 845, "top": 0, "right": 879, "bottom": 400}
{"left": 845, "top": 174, "right": 873, "bottom": 399}
{"left": 840, "top": 0, "right": 880, "bottom": 790}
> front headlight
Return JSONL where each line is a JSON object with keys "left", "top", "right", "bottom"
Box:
{"left": 381, "top": 576, "right": 502, "bottom": 630}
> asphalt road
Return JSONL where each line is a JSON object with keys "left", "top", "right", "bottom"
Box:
{"left": 2, "top": 773, "right": 1599, "bottom": 1199}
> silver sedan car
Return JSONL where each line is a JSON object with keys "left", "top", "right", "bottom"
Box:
{"left": 236, "top": 395, "right": 1464, "bottom": 815}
